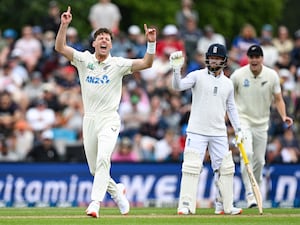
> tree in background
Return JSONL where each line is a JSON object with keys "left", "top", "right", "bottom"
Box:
{"left": 1, "top": 0, "right": 298, "bottom": 47}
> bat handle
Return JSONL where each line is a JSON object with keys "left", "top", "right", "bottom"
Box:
{"left": 238, "top": 143, "right": 249, "bottom": 164}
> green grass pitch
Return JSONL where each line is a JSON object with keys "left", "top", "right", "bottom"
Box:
{"left": 0, "top": 207, "right": 299, "bottom": 225}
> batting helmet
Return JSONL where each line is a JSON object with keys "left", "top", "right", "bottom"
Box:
{"left": 205, "top": 43, "right": 227, "bottom": 73}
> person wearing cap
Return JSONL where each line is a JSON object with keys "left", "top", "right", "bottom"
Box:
{"left": 26, "top": 129, "right": 60, "bottom": 162}
{"left": 66, "top": 27, "right": 85, "bottom": 51}
{"left": 230, "top": 44, "right": 293, "bottom": 209}
{"left": 0, "top": 29, "right": 18, "bottom": 67}
{"left": 156, "top": 24, "right": 185, "bottom": 59}
{"left": 127, "top": 25, "right": 147, "bottom": 58}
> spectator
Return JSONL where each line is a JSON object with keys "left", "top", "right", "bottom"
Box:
{"left": 154, "top": 129, "right": 178, "bottom": 162}
{"left": 259, "top": 24, "right": 273, "bottom": 41}
{"left": 13, "top": 25, "right": 42, "bottom": 73}
{"left": 119, "top": 80, "right": 150, "bottom": 138}
{"left": 43, "top": 1, "right": 61, "bottom": 33}
{"left": 54, "top": 65, "right": 80, "bottom": 90}
{"left": 42, "top": 82, "right": 63, "bottom": 113}
{"left": 278, "top": 68, "right": 296, "bottom": 93}
{"left": 139, "top": 111, "right": 168, "bottom": 140}
{"left": 0, "top": 91, "right": 22, "bottom": 137}
{"left": 88, "top": 0, "right": 121, "bottom": 35}
{"left": 112, "top": 137, "right": 139, "bottom": 162}
{"left": 161, "top": 93, "right": 183, "bottom": 130}
{"left": 110, "top": 31, "right": 132, "bottom": 57}
{"left": 274, "top": 51, "right": 296, "bottom": 77}
{"left": 175, "top": 0, "right": 199, "bottom": 32}
{"left": 229, "top": 23, "right": 259, "bottom": 67}
{"left": 0, "top": 135, "right": 19, "bottom": 162}
{"left": 272, "top": 25, "right": 294, "bottom": 55}
{"left": 279, "top": 127, "right": 300, "bottom": 163}
{"left": 40, "top": 30, "right": 60, "bottom": 77}
{"left": 7, "top": 49, "right": 29, "bottom": 87}
{"left": 25, "top": 98, "right": 56, "bottom": 133}
{"left": 290, "top": 29, "right": 300, "bottom": 69}
{"left": 138, "top": 135, "right": 157, "bottom": 162}
{"left": 22, "top": 71, "right": 45, "bottom": 107}
{"left": 0, "top": 28, "right": 18, "bottom": 67}
{"left": 260, "top": 37, "right": 279, "bottom": 68}
{"left": 13, "top": 119, "right": 34, "bottom": 161}
{"left": 0, "top": 61, "right": 23, "bottom": 101}
{"left": 127, "top": 25, "right": 147, "bottom": 59}
{"left": 156, "top": 24, "right": 185, "bottom": 59}
{"left": 66, "top": 27, "right": 85, "bottom": 51}
{"left": 165, "top": 141, "right": 184, "bottom": 162}
{"left": 197, "top": 24, "right": 226, "bottom": 56}
{"left": 26, "top": 129, "right": 60, "bottom": 162}
{"left": 61, "top": 93, "right": 83, "bottom": 138}
{"left": 186, "top": 49, "right": 205, "bottom": 73}
{"left": 179, "top": 14, "right": 202, "bottom": 64}
{"left": 266, "top": 137, "right": 282, "bottom": 164}
{"left": 150, "top": 48, "right": 173, "bottom": 78}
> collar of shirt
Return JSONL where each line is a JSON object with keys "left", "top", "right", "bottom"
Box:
{"left": 93, "top": 53, "right": 112, "bottom": 65}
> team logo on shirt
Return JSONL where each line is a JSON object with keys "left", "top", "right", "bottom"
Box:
{"left": 243, "top": 79, "right": 250, "bottom": 87}
{"left": 85, "top": 75, "right": 110, "bottom": 84}
{"left": 261, "top": 81, "right": 268, "bottom": 86}
{"left": 87, "top": 63, "right": 95, "bottom": 70}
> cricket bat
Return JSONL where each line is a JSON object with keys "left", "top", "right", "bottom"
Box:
{"left": 237, "top": 142, "right": 263, "bottom": 215}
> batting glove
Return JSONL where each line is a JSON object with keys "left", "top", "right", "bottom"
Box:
{"left": 169, "top": 51, "right": 184, "bottom": 69}
{"left": 235, "top": 129, "right": 244, "bottom": 145}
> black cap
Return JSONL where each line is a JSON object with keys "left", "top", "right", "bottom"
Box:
{"left": 247, "top": 45, "right": 263, "bottom": 57}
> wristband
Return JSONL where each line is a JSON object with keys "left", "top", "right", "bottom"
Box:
{"left": 147, "top": 42, "right": 156, "bottom": 54}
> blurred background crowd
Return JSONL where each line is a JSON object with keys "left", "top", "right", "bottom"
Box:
{"left": 0, "top": 0, "right": 299, "bottom": 164}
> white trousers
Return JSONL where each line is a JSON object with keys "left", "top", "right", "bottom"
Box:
{"left": 185, "top": 132, "right": 229, "bottom": 171}
{"left": 83, "top": 112, "right": 121, "bottom": 202}
{"left": 240, "top": 126, "right": 267, "bottom": 195}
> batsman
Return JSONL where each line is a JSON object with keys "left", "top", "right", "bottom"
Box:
{"left": 170, "top": 44, "right": 243, "bottom": 215}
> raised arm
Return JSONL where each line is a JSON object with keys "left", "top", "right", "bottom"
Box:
{"left": 131, "top": 24, "right": 156, "bottom": 72}
{"left": 55, "top": 6, "right": 74, "bottom": 61}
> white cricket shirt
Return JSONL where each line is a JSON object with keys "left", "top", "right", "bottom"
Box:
{"left": 172, "top": 68, "right": 240, "bottom": 136}
{"left": 71, "top": 50, "right": 132, "bottom": 114}
{"left": 230, "top": 64, "right": 281, "bottom": 129}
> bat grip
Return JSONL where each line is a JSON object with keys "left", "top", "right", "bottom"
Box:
{"left": 238, "top": 143, "right": 249, "bottom": 164}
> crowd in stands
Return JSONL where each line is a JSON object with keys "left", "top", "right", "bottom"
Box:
{"left": 0, "top": 0, "right": 299, "bottom": 164}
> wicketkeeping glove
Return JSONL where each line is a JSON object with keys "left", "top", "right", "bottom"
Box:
{"left": 169, "top": 51, "right": 184, "bottom": 69}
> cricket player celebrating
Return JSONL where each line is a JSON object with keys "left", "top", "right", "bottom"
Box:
{"left": 55, "top": 6, "right": 156, "bottom": 218}
{"left": 170, "top": 44, "right": 243, "bottom": 215}
{"left": 230, "top": 45, "right": 293, "bottom": 208}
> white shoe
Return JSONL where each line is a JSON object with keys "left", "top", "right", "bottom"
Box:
{"left": 177, "top": 207, "right": 191, "bottom": 215}
{"left": 215, "top": 201, "right": 242, "bottom": 215}
{"left": 214, "top": 201, "right": 224, "bottom": 215}
{"left": 113, "top": 183, "right": 130, "bottom": 215}
{"left": 86, "top": 201, "right": 100, "bottom": 218}
{"left": 230, "top": 207, "right": 243, "bottom": 215}
{"left": 246, "top": 193, "right": 257, "bottom": 208}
